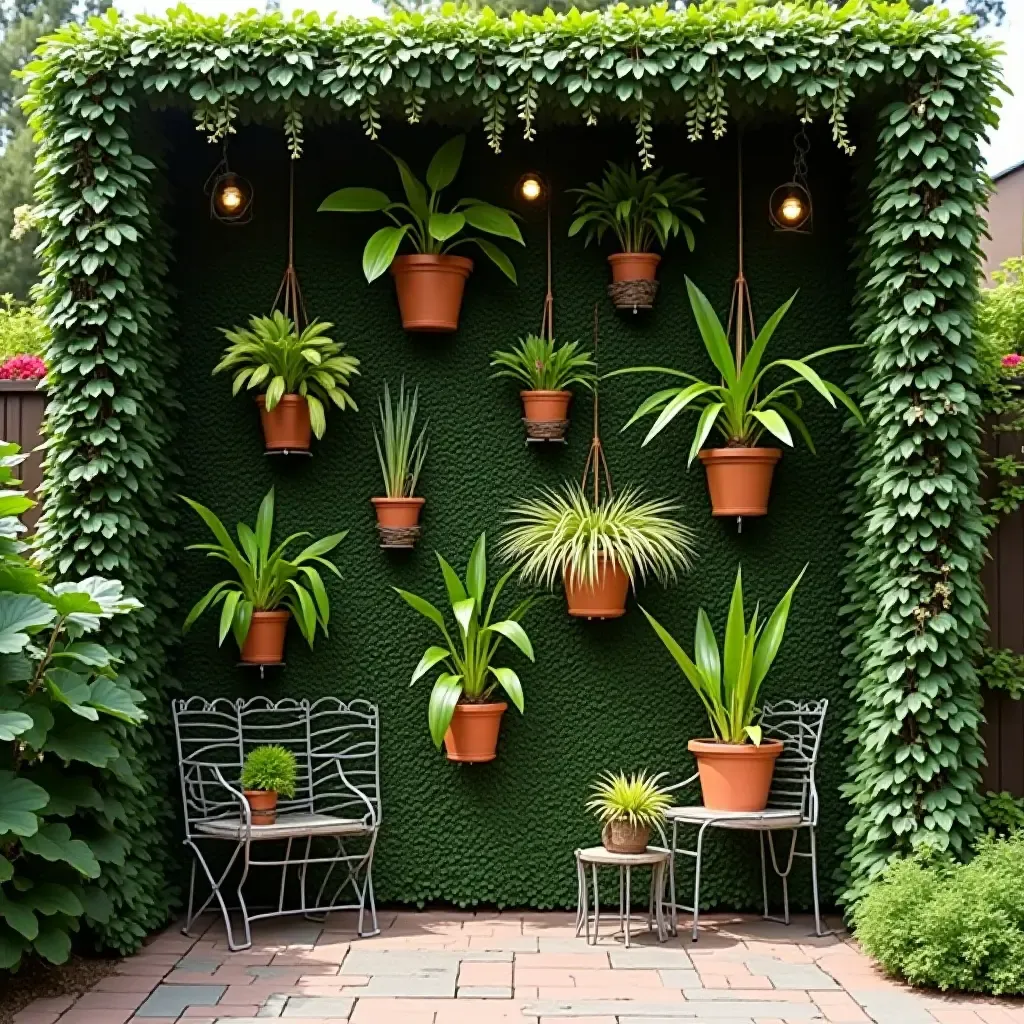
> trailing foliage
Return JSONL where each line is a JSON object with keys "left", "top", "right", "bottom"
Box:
{"left": 240, "top": 745, "right": 297, "bottom": 797}
{"left": 490, "top": 335, "right": 596, "bottom": 393}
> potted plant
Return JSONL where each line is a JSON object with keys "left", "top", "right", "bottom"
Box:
{"left": 568, "top": 163, "right": 703, "bottom": 310}
{"left": 615, "top": 277, "right": 861, "bottom": 517}
{"left": 372, "top": 378, "right": 429, "bottom": 547}
{"left": 181, "top": 488, "right": 347, "bottom": 665}
{"left": 499, "top": 482, "right": 697, "bottom": 619}
{"left": 319, "top": 135, "right": 524, "bottom": 332}
{"left": 394, "top": 533, "right": 536, "bottom": 763}
{"left": 240, "top": 745, "right": 297, "bottom": 825}
{"left": 213, "top": 311, "right": 360, "bottom": 452}
{"left": 641, "top": 564, "right": 804, "bottom": 812}
{"left": 490, "top": 334, "right": 596, "bottom": 441}
{"left": 587, "top": 770, "right": 672, "bottom": 854}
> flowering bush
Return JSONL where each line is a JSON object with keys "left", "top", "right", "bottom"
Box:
{"left": 1003, "top": 353, "right": 1022, "bottom": 372}
{"left": 0, "top": 354, "right": 45, "bottom": 380}
{"left": 0, "top": 296, "right": 47, "bottom": 362}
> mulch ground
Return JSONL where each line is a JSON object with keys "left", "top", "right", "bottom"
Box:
{"left": 0, "top": 952, "right": 118, "bottom": 1024}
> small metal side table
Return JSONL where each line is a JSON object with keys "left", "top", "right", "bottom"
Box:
{"left": 575, "top": 846, "right": 670, "bottom": 948}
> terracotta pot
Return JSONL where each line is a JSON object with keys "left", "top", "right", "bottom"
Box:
{"left": 602, "top": 819, "right": 651, "bottom": 854}
{"left": 521, "top": 390, "right": 572, "bottom": 424}
{"left": 688, "top": 738, "right": 784, "bottom": 812}
{"left": 608, "top": 252, "right": 661, "bottom": 283}
{"left": 244, "top": 789, "right": 278, "bottom": 826}
{"left": 240, "top": 610, "right": 289, "bottom": 665}
{"left": 257, "top": 394, "right": 311, "bottom": 451}
{"left": 443, "top": 701, "right": 507, "bottom": 763}
{"left": 698, "top": 447, "right": 782, "bottom": 517}
{"left": 371, "top": 497, "right": 425, "bottom": 529}
{"left": 564, "top": 558, "right": 630, "bottom": 619}
{"left": 390, "top": 254, "right": 474, "bottom": 332}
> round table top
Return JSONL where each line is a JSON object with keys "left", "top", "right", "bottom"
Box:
{"left": 576, "top": 845, "right": 669, "bottom": 866}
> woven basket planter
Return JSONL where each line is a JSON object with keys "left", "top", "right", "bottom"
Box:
{"left": 608, "top": 278, "right": 658, "bottom": 312}
{"left": 601, "top": 819, "right": 651, "bottom": 854}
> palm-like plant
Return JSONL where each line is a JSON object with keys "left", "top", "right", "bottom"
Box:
{"left": 615, "top": 277, "right": 861, "bottom": 462}
{"left": 319, "top": 134, "right": 524, "bottom": 282}
{"left": 641, "top": 565, "right": 804, "bottom": 745}
{"left": 587, "top": 770, "right": 673, "bottom": 828}
{"left": 182, "top": 488, "right": 347, "bottom": 651}
{"left": 500, "top": 482, "right": 697, "bottom": 588}
{"left": 490, "top": 335, "right": 597, "bottom": 392}
{"left": 213, "top": 311, "right": 360, "bottom": 439}
{"left": 394, "top": 534, "right": 537, "bottom": 749}
{"left": 569, "top": 163, "right": 704, "bottom": 253}
{"left": 374, "top": 379, "right": 428, "bottom": 498}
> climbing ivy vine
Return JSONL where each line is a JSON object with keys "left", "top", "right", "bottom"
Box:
{"left": 18, "top": 0, "right": 1001, "bottom": 945}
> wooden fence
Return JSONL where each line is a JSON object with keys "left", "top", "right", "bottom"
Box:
{"left": 0, "top": 380, "right": 46, "bottom": 532}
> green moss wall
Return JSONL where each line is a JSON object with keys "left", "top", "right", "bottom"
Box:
{"left": 163, "top": 113, "right": 856, "bottom": 911}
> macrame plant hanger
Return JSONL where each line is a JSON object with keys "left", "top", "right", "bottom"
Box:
{"left": 581, "top": 303, "right": 613, "bottom": 505}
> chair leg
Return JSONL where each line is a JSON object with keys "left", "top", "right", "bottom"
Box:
{"left": 185, "top": 840, "right": 250, "bottom": 951}
{"left": 691, "top": 822, "right": 711, "bottom": 942}
{"left": 182, "top": 855, "right": 198, "bottom": 937}
{"left": 760, "top": 832, "right": 769, "bottom": 921}
{"left": 809, "top": 826, "right": 824, "bottom": 937}
{"left": 233, "top": 844, "right": 254, "bottom": 952}
{"left": 575, "top": 852, "right": 586, "bottom": 938}
{"left": 669, "top": 819, "right": 679, "bottom": 938}
{"left": 764, "top": 830, "right": 798, "bottom": 928}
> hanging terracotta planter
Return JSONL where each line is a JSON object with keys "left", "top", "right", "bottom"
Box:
{"left": 257, "top": 395, "right": 311, "bottom": 452}
{"left": 443, "top": 701, "right": 507, "bottom": 763}
{"left": 688, "top": 739, "right": 783, "bottom": 812}
{"left": 240, "top": 610, "right": 290, "bottom": 665}
{"left": 391, "top": 255, "right": 473, "bottom": 332}
{"left": 698, "top": 447, "right": 781, "bottom": 517}
{"left": 602, "top": 820, "right": 650, "bottom": 854}
{"left": 521, "top": 390, "right": 571, "bottom": 442}
{"left": 243, "top": 789, "right": 279, "bottom": 825}
{"left": 607, "top": 253, "right": 660, "bottom": 312}
{"left": 565, "top": 558, "right": 630, "bottom": 619}
{"left": 371, "top": 497, "right": 425, "bottom": 550}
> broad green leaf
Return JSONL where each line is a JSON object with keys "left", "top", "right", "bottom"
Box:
{"left": 33, "top": 922, "right": 71, "bottom": 964}
{"left": 688, "top": 402, "right": 724, "bottom": 466}
{"left": 484, "top": 620, "right": 534, "bottom": 661}
{"left": 0, "top": 772, "right": 47, "bottom": 836}
{"left": 750, "top": 409, "right": 793, "bottom": 446}
{"left": 468, "top": 238, "right": 516, "bottom": 282}
{"left": 751, "top": 566, "right": 806, "bottom": 688}
{"left": 88, "top": 678, "right": 145, "bottom": 724}
{"left": 425, "top": 135, "right": 465, "bottom": 192}
{"left": 363, "top": 225, "right": 410, "bottom": 282}
{"left": 0, "top": 895, "right": 37, "bottom": 940}
{"left": 462, "top": 203, "right": 523, "bottom": 243}
{"left": 78, "top": 885, "right": 112, "bottom": 924}
{"left": 318, "top": 187, "right": 391, "bottom": 212}
{"left": 466, "top": 533, "right": 487, "bottom": 603}
{"left": 0, "top": 927, "right": 25, "bottom": 969}
{"left": 44, "top": 720, "right": 119, "bottom": 767}
{"left": 428, "top": 673, "right": 463, "bottom": 749}
{"left": 0, "top": 855, "right": 11, "bottom": 882}
{"left": 744, "top": 724, "right": 763, "bottom": 746}
{"left": 0, "top": 593, "right": 56, "bottom": 653}
{"left": 411, "top": 646, "right": 451, "bottom": 684}
{"left": 21, "top": 823, "right": 101, "bottom": 877}
{"left": 723, "top": 567, "right": 746, "bottom": 693}
{"left": 53, "top": 642, "right": 112, "bottom": 669}
{"left": 0, "top": 710, "right": 33, "bottom": 741}
{"left": 436, "top": 554, "right": 468, "bottom": 607}
{"left": 393, "top": 588, "right": 447, "bottom": 633}
{"left": 453, "top": 597, "right": 476, "bottom": 636}
{"left": 489, "top": 666, "right": 524, "bottom": 713}
{"left": 26, "top": 883, "right": 83, "bottom": 917}
{"left": 685, "top": 277, "right": 735, "bottom": 385}
{"left": 428, "top": 212, "right": 465, "bottom": 242}
{"left": 45, "top": 668, "right": 98, "bottom": 722}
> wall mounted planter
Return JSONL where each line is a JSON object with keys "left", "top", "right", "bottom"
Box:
{"left": 372, "top": 496, "right": 425, "bottom": 549}
{"left": 443, "top": 701, "right": 507, "bottom": 762}
{"left": 607, "top": 253, "right": 660, "bottom": 312}
{"left": 240, "top": 610, "right": 290, "bottom": 664}
{"left": 698, "top": 447, "right": 781, "bottom": 517}
{"left": 257, "top": 395, "right": 311, "bottom": 452}
{"left": 688, "top": 738, "right": 783, "bottom": 811}
{"left": 521, "top": 390, "right": 571, "bottom": 442}
{"left": 565, "top": 558, "right": 630, "bottom": 619}
{"left": 391, "top": 254, "right": 473, "bottom": 332}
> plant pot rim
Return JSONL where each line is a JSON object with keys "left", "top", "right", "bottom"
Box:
{"left": 607, "top": 252, "right": 661, "bottom": 263}
{"left": 454, "top": 700, "right": 508, "bottom": 713}
{"left": 256, "top": 393, "right": 305, "bottom": 407}
{"left": 250, "top": 609, "right": 290, "bottom": 621}
{"left": 688, "top": 738, "right": 783, "bottom": 755}
{"left": 698, "top": 447, "right": 782, "bottom": 462}
{"left": 371, "top": 496, "right": 426, "bottom": 506}
{"left": 391, "top": 253, "right": 474, "bottom": 271}
{"left": 520, "top": 389, "right": 572, "bottom": 398}
{"left": 243, "top": 788, "right": 278, "bottom": 796}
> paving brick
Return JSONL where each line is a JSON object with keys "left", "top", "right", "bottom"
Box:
{"left": 11, "top": 1012, "right": 59, "bottom": 1024}
{"left": 59, "top": 1011, "right": 135, "bottom": 1024}
{"left": 183, "top": 1008, "right": 260, "bottom": 1018}
{"left": 744, "top": 957, "right": 840, "bottom": 991}
{"left": 524, "top": 998, "right": 822, "bottom": 1017}
{"left": 515, "top": 953, "right": 610, "bottom": 969}
{"left": 609, "top": 949, "right": 697, "bottom": 969}
{"left": 358, "top": 971, "right": 457, "bottom": 997}
{"left": 134, "top": 983, "right": 226, "bottom": 1017}
{"left": 656, "top": 969, "right": 702, "bottom": 988}
{"left": 94, "top": 974, "right": 163, "bottom": 993}
{"left": 456, "top": 986, "right": 513, "bottom": 998}
{"left": 458, "top": 960, "right": 512, "bottom": 986}
{"left": 281, "top": 995, "right": 356, "bottom": 1016}
{"left": 22, "top": 997, "right": 75, "bottom": 1013}
{"left": 684, "top": 990, "right": 811, "bottom": 1003}
{"left": 348, "top": 998, "right": 436, "bottom": 1023}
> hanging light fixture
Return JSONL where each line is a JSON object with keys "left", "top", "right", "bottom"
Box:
{"left": 204, "top": 143, "right": 254, "bottom": 225}
{"left": 769, "top": 126, "right": 812, "bottom": 234}
{"left": 516, "top": 172, "right": 547, "bottom": 204}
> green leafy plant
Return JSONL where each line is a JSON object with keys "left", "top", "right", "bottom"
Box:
{"left": 980, "top": 792, "right": 1024, "bottom": 837}
{"left": 212, "top": 311, "right": 360, "bottom": 439}
{"left": 500, "top": 482, "right": 696, "bottom": 588}
{"left": 568, "top": 163, "right": 704, "bottom": 253}
{"left": 0, "top": 295, "right": 47, "bottom": 361}
{"left": 394, "top": 534, "right": 536, "bottom": 749}
{"left": 853, "top": 835, "right": 1024, "bottom": 995}
{"left": 586, "top": 770, "right": 672, "bottom": 828}
{"left": 977, "top": 646, "right": 1024, "bottom": 699}
{"left": 240, "top": 745, "right": 297, "bottom": 796}
{"left": 319, "top": 135, "right": 524, "bottom": 283}
{"left": 614, "top": 277, "right": 861, "bottom": 461}
{"left": 641, "top": 565, "right": 804, "bottom": 745}
{"left": 181, "top": 488, "right": 346, "bottom": 651}
{"left": 976, "top": 258, "right": 1024, "bottom": 390}
{"left": 374, "top": 379, "right": 428, "bottom": 499}
{"left": 490, "top": 335, "right": 596, "bottom": 392}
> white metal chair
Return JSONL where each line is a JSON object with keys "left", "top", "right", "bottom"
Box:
{"left": 664, "top": 699, "right": 828, "bottom": 941}
{"left": 173, "top": 696, "right": 381, "bottom": 950}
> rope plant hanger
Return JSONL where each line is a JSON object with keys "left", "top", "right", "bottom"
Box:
{"left": 272, "top": 161, "right": 308, "bottom": 332}
{"left": 581, "top": 303, "right": 614, "bottom": 505}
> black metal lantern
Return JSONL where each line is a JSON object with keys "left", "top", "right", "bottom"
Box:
{"left": 205, "top": 145, "right": 253, "bottom": 225}
{"left": 769, "top": 127, "right": 812, "bottom": 234}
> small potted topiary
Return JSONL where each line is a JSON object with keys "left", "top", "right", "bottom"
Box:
{"left": 240, "top": 745, "right": 297, "bottom": 825}
{"left": 587, "top": 770, "right": 672, "bottom": 854}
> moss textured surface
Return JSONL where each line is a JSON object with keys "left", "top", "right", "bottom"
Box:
{"left": 168, "top": 114, "right": 855, "bottom": 909}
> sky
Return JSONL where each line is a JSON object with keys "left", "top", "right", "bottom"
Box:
{"left": 113, "top": 0, "right": 1024, "bottom": 179}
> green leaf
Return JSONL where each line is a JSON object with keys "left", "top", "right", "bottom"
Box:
{"left": 21, "top": 823, "right": 101, "bottom": 877}
{"left": 363, "top": 225, "right": 410, "bottom": 283}
{"left": 453, "top": 597, "right": 476, "bottom": 636}
{"left": 0, "top": 855, "right": 11, "bottom": 883}
{"left": 26, "top": 883, "right": 83, "bottom": 917}
{"left": 489, "top": 666, "right": 524, "bottom": 713}
{"left": 44, "top": 720, "right": 119, "bottom": 767}
{"left": 685, "top": 277, "right": 735, "bottom": 385}
{"left": 428, "top": 673, "right": 463, "bottom": 749}
{"left": 484, "top": 620, "right": 534, "bottom": 661}
{"left": 411, "top": 645, "right": 451, "bottom": 684}
{"left": 318, "top": 187, "right": 392, "bottom": 212}
{"left": 0, "top": 772, "right": 48, "bottom": 836}
{"left": 0, "top": 710, "right": 33, "bottom": 741}
{"left": 462, "top": 203, "right": 523, "bottom": 243}
{"left": 466, "top": 533, "right": 487, "bottom": 604}
{"left": 0, "top": 895, "right": 38, "bottom": 940}
{"left": 428, "top": 212, "right": 465, "bottom": 242}
{"left": 393, "top": 588, "right": 447, "bottom": 633}
{"left": 88, "top": 678, "right": 146, "bottom": 724}
{"left": 425, "top": 134, "right": 465, "bottom": 192}
{"left": 467, "top": 238, "right": 516, "bottom": 282}
{"left": 0, "top": 593, "right": 56, "bottom": 653}
{"left": 750, "top": 409, "right": 793, "bottom": 446}
{"left": 33, "top": 922, "right": 71, "bottom": 964}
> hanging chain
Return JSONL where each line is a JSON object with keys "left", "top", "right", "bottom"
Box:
{"left": 271, "top": 160, "right": 309, "bottom": 331}
{"left": 581, "top": 302, "right": 613, "bottom": 504}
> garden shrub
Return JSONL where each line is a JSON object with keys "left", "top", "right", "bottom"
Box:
{"left": 979, "top": 792, "right": 1024, "bottom": 837}
{"left": 0, "top": 296, "right": 47, "bottom": 363}
{"left": 854, "top": 834, "right": 1024, "bottom": 995}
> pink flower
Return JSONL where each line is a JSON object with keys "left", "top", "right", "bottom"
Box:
{"left": 0, "top": 355, "right": 46, "bottom": 380}
{"left": 1002, "top": 353, "right": 1023, "bottom": 369}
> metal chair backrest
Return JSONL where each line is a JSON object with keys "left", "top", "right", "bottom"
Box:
{"left": 172, "top": 696, "right": 381, "bottom": 833}
{"left": 761, "top": 699, "right": 827, "bottom": 824}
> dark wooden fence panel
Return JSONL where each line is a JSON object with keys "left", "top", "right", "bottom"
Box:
{"left": 0, "top": 381, "right": 47, "bottom": 532}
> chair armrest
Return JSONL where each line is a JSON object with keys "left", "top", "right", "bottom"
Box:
{"left": 662, "top": 771, "right": 699, "bottom": 795}
{"left": 211, "top": 766, "right": 252, "bottom": 837}
{"left": 332, "top": 762, "right": 379, "bottom": 829}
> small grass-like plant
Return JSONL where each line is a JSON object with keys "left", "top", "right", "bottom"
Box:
{"left": 500, "top": 482, "right": 697, "bottom": 588}
{"left": 490, "top": 335, "right": 596, "bottom": 392}
{"left": 240, "top": 745, "right": 298, "bottom": 796}
{"left": 587, "top": 770, "right": 672, "bottom": 828}
{"left": 374, "top": 379, "right": 428, "bottom": 498}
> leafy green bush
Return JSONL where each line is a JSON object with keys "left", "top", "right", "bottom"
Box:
{"left": 976, "top": 258, "right": 1024, "bottom": 389}
{"left": 853, "top": 835, "right": 1024, "bottom": 995}
{"left": 0, "top": 296, "right": 47, "bottom": 362}
{"left": 0, "top": 442, "right": 143, "bottom": 969}
{"left": 240, "top": 746, "right": 297, "bottom": 797}
{"left": 979, "top": 792, "right": 1024, "bottom": 837}
{"left": 977, "top": 646, "right": 1024, "bottom": 699}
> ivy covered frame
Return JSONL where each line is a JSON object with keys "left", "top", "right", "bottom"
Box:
{"left": 21, "top": 1, "right": 1001, "bottom": 944}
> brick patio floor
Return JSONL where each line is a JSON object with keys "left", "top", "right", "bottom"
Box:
{"left": 13, "top": 910, "right": 1024, "bottom": 1024}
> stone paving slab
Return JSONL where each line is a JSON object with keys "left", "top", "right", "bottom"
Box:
{"left": 524, "top": 1000, "right": 824, "bottom": 1018}
{"left": 134, "top": 984, "right": 226, "bottom": 1017}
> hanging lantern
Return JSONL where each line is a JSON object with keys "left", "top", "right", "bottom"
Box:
{"left": 516, "top": 172, "right": 547, "bottom": 204}
{"left": 769, "top": 126, "right": 812, "bottom": 234}
{"left": 205, "top": 145, "right": 253, "bottom": 225}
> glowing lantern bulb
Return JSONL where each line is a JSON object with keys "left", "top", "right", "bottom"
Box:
{"left": 780, "top": 195, "right": 804, "bottom": 222}
{"left": 519, "top": 175, "right": 543, "bottom": 202}
{"left": 219, "top": 185, "right": 243, "bottom": 211}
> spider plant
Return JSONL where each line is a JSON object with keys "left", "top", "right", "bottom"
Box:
{"left": 374, "top": 379, "right": 428, "bottom": 498}
{"left": 641, "top": 564, "right": 804, "bottom": 745}
{"left": 490, "top": 335, "right": 597, "bottom": 392}
{"left": 614, "top": 277, "right": 861, "bottom": 462}
{"left": 213, "top": 311, "right": 360, "bottom": 438}
{"left": 394, "top": 533, "right": 537, "bottom": 749}
{"left": 499, "top": 482, "right": 697, "bottom": 588}
{"left": 587, "top": 770, "right": 673, "bottom": 828}
{"left": 182, "top": 488, "right": 347, "bottom": 651}
{"left": 568, "top": 163, "right": 704, "bottom": 253}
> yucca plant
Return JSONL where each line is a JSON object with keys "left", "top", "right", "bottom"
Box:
{"left": 500, "top": 482, "right": 697, "bottom": 588}
{"left": 587, "top": 770, "right": 673, "bottom": 828}
{"left": 240, "top": 745, "right": 297, "bottom": 796}
{"left": 490, "top": 335, "right": 597, "bottom": 392}
{"left": 569, "top": 163, "right": 704, "bottom": 253}
{"left": 182, "top": 488, "right": 347, "bottom": 650}
{"left": 213, "top": 311, "right": 360, "bottom": 438}
{"left": 374, "top": 379, "right": 428, "bottom": 498}
{"left": 641, "top": 564, "right": 804, "bottom": 745}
